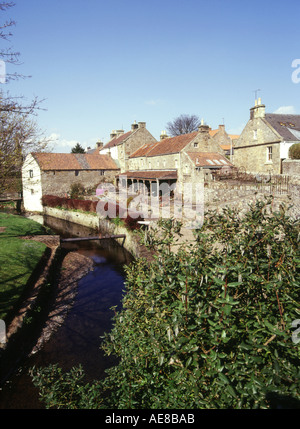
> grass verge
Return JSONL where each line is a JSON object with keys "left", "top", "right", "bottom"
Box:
{"left": 0, "top": 212, "right": 48, "bottom": 320}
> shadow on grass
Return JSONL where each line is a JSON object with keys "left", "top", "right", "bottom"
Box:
{"left": 0, "top": 242, "right": 51, "bottom": 325}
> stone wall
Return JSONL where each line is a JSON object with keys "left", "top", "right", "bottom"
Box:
{"left": 203, "top": 180, "right": 300, "bottom": 219}
{"left": 282, "top": 159, "right": 300, "bottom": 176}
{"left": 41, "top": 169, "right": 118, "bottom": 197}
{"left": 43, "top": 206, "right": 153, "bottom": 260}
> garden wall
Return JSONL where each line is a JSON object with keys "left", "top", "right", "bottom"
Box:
{"left": 43, "top": 206, "right": 153, "bottom": 261}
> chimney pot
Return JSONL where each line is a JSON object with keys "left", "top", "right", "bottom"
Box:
{"left": 160, "top": 130, "right": 168, "bottom": 140}
{"left": 131, "top": 121, "right": 138, "bottom": 131}
{"left": 198, "top": 120, "right": 210, "bottom": 133}
{"left": 110, "top": 130, "right": 117, "bottom": 139}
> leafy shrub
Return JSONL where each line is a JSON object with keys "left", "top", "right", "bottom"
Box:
{"left": 75, "top": 199, "right": 92, "bottom": 212}
{"left": 30, "top": 364, "right": 103, "bottom": 409}
{"left": 289, "top": 143, "right": 300, "bottom": 159}
{"left": 90, "top": 201, "right": 98, "bottom": 213}
{"left": 69, "top": 182, "right": 85, "bottom": 199}
{"left": 31, "top": 197, "right": 300, "bottom": 409}
{"left": 101, "top": 197, "right": 300, "bottom": 408}
{"left": 41, "top": 195, "right": 62, "bottom": 208}
{"left": 124, "top": 214, "right": 143, "bottom": 231}
{"left": 42, "top": 194, "right": 97, "bottom": 213}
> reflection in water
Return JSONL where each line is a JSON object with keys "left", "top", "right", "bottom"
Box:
{"left": 0, "top": 215, "right": 133, "bottom": 409}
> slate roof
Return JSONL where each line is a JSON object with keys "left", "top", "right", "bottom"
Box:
{"left": 187, "top": 152, "right": 233, "bottom": 168}
{"left": 32, "top": 153, "right": 119, "bottom": 170}
{"left": 130, "top": 132, "right": 198, "bottom": 158}
{"left": 264, "top": 114, "right": 300, "bottom": 141}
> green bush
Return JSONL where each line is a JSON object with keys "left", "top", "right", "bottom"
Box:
{"left": 30, "top": 364, "right": 103, "bottom": 409}
{"left": 289, "top": 143, "right": 300, "bottom": 159}
{"left": 69, "top": 182, "right": 85, "bottom": 199}
{"left": 31, "top": 197, "right": 300, "bottom": 409}
{"left": 101, "top": 197, "right": 300, "bottom": 408}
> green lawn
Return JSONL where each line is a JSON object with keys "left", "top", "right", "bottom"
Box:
{"left": 0, "top": 213, "right": 48, "bottom": 320}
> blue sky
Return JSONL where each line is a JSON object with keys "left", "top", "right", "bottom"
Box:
{"left": 3, "top": 0, "right": 300, "bottom": 152}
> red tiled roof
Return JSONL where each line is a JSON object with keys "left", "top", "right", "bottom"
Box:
{"left": 130, "top": 132, "right": 198, "bottom": 158}
{"left": 101, "top": 131, "right": 132, "bottom": 149}
{"left": 209, "top": 129, "right": 219, "bottom": 137}
{"left": 187, "top": 152, "right": 233, "bottom": 168}
{"left": 220, "top": 144, "right": 232, "bottom": 150}
{"left": 117, "top": 170, "right": 177, "bottom": 180}
{"left": 129, "top": 141, "right": 161, "bottom": 158}
{"left": 32, "top": 153, "right": 119, "bottom": 170}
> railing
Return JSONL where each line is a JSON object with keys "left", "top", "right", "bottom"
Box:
{"left": 60, "top": 234, "right": 126, "bottom": 246}
{"left": 212, "top": 169, "right": 290, "bottom": 194}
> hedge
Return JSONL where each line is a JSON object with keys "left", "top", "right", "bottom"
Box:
{"left": 41, "top": 195, "right": 143, "bottom": 231}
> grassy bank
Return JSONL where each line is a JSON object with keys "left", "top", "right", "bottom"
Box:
{"left": 0, "top": 213, "right": 49, "bottom": 320}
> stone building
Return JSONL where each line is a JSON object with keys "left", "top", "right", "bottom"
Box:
{"left": 209, "top": 125, "right": 239, "bottom": 161}
{"left": 119, "top": 122, "right": 232, "bottom": 201}
{"left": 22, "top": 152, "right": 119, "bottom": 212}
{"left": 234, "top": 98, "right": 300, "bottom": 174}
{"left": 99, "top": 121, "right": 157, "bottom": 172}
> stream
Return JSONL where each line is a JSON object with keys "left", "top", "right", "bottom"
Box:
{"left": 0, "top": 214, "right": 134, "bottom": 409}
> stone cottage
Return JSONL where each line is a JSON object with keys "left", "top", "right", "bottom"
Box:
{"left": 233, "top": 98, "right": 300, "bottom": 174}
{"left": 99, "top": 121, "right": 157, "bottom": 173}
{"left": 22, "top": 152, "right": 119, "bottom": 212}
{"left": 209, "top": 125, "right": 239, "bottom": 161}
{"left": 119, "top": 122, "right": 232, "bottom": 202}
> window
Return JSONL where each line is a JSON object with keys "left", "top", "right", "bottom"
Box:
{"left": 99, "top": 170, "right": 104, "bottom": 175}
{"left": 29, "top": 170, "right": 33, "bottom": 178}
{"left": 267, "top": 146, "right": 272, "bottom": 162}
{"left": 75, "top": 170, "right": 79, "bottom": 176}
{"left": 253, "top": 130, "right": 257, "bottom": 140}
{"left": 194, "top": 142, "right": 198, "bottom": 148}
{"left": 31, "top": 189, "right": 34, "bottom": 195}
{"left": 175, "top": 159, "right": 178, "bottom": 168}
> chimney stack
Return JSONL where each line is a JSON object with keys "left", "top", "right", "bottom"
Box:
{"left": 250, "top": 98, "right": 266, "bottom": 120}
{"left": 131, "top": 120, "right": 139, "bottom": 131}
{"left": 198, "top": 119, "right": 210, "bottom": 133}
{"left": 160, "top": 130, "right": 168, "bottom": 140}
{"left": 96, "top": 140, "right": 103, "bottom": 150}
{"left": 110, "top": 130, "right": 117, "bottom": 140}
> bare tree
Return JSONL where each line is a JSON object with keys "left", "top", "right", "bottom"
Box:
{"left": 166, "top": 114, "right": 201, "bottom": 136}
{"left": 0, "top": 2, "right": 51, "bottom": 195}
